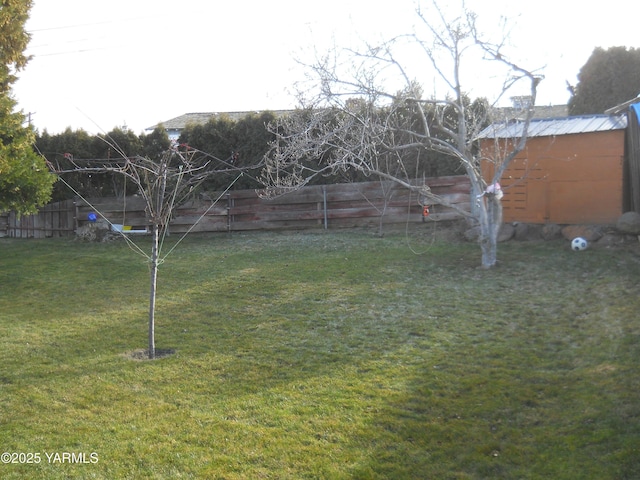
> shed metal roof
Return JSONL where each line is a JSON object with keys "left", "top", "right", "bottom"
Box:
{"left": 477, "top": 114, "right": 628, "bottom": 140}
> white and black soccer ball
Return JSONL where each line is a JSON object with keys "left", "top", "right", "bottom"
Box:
{"left": 571, "top": 237, "right": 588, "bottom": 251}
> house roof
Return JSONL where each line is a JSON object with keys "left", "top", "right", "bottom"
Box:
{"left": 477, "top": 114, "right": 628, "bottom": 140}
{"left": 147, "top": 110, "right": 293, "bottom": 131}
{"left": 150, "top": 104, "right": 568, "bottom": 133}
{"left": 490, "top": 104, "right": 568, "bottom": 122}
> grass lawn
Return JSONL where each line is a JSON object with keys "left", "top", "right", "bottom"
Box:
{"left": 1, "top": 228, "right": 639, "bottom": 479}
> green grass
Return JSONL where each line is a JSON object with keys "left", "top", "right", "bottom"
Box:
{"left": 1, "top": 229, "right": 639, "bottom": 479}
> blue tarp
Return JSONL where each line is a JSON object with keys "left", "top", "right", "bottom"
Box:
{"left": 631, "top": 102, "right": 640, "bottom": 121}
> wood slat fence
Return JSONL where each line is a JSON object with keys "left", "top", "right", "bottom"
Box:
{"left": 0, "top": 176, "right": 470, "bottom": 238}
{"left": 1, "top": 199, "right": 77, "bottom": 239}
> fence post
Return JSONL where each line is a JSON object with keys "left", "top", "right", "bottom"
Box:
{"left": 226, "top": 192, "right": 232, "bottom": 235}
{"left": 0, "top": 213, "right": 7, "bottom": 237}
{"left": 73, "top": 199, "right": 79, "bottom": 234}
{"left": 322, "top": 186, "right": 328, "bottom": 230}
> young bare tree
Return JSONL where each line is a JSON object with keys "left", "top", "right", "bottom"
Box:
{"left": 51, "top": 146, "right": 246, "bottom": 358}
{"left": 261, "top": 1, "right": 541, "bottom": 268}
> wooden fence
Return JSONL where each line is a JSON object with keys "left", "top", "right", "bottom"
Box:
{"left": 1, "top": 199, "right": 77, "bottom": 239}
{"left": 1, "top": 176, "right": 470, "bottom": 238}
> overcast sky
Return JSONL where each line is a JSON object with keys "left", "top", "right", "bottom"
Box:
{"left": 12, "top": 0, "right": 640, "bottom": 135}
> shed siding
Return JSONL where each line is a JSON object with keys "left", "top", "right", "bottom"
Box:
{"left": 481, "top": 130, "right": 624, "bottom": 224}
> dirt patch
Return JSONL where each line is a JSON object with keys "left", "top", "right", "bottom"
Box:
{"left": 123, "top": 348, "right": 176, "bottom": 361}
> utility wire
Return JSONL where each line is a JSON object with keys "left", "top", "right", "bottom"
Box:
{"left": 54, "top": 174, "right": 150, "bottom": 260}
{"left": 28, "top": 12, "right": 172, "bottom": 33}
{"left": 159, "top": 172, "right": 243, "bottom": 263}
{"left": 30, "top": 45, "right": 125, "bottom": 58}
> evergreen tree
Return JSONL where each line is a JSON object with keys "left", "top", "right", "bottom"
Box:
{"left": 179, "top": 112, "right": 277, "bottom": 190}
{"left": 36, "top": 128, "right": 98, "bottom": 201}
{"left": 142, "top": 125, "right": 171, "bottom": 159}
{"left": 36, "top": 126, "right": 172, "bottom": 200}
{"left": 568, "top": 46, "right": 640, "bottom": 115}
{"left": 0, "top": 0, "right": 54, "bottom": 214}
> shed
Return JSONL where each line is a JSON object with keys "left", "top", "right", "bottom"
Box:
{"left": 478, "top": 114, "right": 628, "bottom": 225}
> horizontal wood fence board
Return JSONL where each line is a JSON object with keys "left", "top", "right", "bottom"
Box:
{"left": 168, "top": 220, "right": 228, "bottom": 233}
{"left": 250, "top": 192, "right": 324, "bottom": 205}
{"left": 172, "top": 207, "right": 228, "bottom": 218}
{"left": 170, "top": 215, "right": 227, "bottom": 226}
{"left": 4, "top": 177, "right": 471, "bottom": 237}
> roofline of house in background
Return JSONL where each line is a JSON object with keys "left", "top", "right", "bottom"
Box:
{"left": 148, "top": 99, "right": 640, "bottom": 142}
{"left": 146, "top": 110, "right": 294, "bottom": 132}
{"left": 489, "top": 104, "right": 569, "bottom": 122}
{"left": 148, "top": 104, "right": 570, "bottom": 134}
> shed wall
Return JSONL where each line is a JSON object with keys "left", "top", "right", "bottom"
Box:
{"left": 481, "top": 130, "right": 624, "bottom": 224}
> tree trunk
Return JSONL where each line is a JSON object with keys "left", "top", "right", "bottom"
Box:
{"left": 148, "top": 223, "right": 159, "bottom": 359}
{"left": 479, "top": 194, "right": 502, "bottom": 269}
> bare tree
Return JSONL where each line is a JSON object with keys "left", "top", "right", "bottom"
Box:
{"left": 261, "top": 1, "right": 541, "bottom": 268}
{"left": 50, "top": 146, "right": 246, "bottom": 358}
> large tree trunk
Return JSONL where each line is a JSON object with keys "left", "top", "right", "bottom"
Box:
{"left": 478, "top": 194, "right": 503, "bottom": 268}
{"left": 148, "top": 224, "right": 159, "bottom": 359}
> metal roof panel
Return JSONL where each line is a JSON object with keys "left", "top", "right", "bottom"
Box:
{"left": 477, "top": 114, "right": 628, "bottom": 139}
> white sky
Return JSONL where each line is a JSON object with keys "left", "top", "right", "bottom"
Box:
{"left": 12, "top": 0, "right": 640, "bottom": 135}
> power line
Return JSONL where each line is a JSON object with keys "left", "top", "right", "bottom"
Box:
{"left": 27, "top": 12, "right": 172, "bottom": 34}
{"left": 31, "top": 45, "right": 125, "bottom": 58}
{"left": 25, "top": 13, "right": 169, "bottom": 58}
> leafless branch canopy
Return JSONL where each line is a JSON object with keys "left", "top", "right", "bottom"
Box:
{"left": 49, "top": 143, "right": 257, "bottom": 229}
{"left": 261, "top": 0, "right": 540, "bottom": 220}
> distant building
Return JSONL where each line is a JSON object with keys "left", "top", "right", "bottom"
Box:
{"left": 150, "top": 100, "right": 567, "bottom": 142}
{"left": 490, "top": 96, "right": 568, "bottom": 122}
{"left": 146, "top": 110, "right": 293, "bottom": 141}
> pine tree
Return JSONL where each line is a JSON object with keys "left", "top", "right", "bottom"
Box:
{"left": 0, "top": 0, "right": 54, "bottom": 214}
{"left": 568, "top": 47, "right": 640, "bottom": 115}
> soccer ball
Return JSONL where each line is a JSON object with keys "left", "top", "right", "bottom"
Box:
{"left": 571, "top": 237, "right": 588, "bottom": 251}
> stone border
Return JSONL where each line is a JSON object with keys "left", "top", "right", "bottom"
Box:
{"left": 464, "top": 212, "right": 640, "bottom": 247}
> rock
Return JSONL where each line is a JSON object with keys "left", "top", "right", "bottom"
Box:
{"left": 541, "top": 223, "right": 563, "bottom": 240}
{"left": 514, "top": 222, "right": 543, "bottom": 241}
{"left": 497, "top": 223, "right": 515, "bottom": 242}
{"left": 561, "top": 225, "right": 603, "bottom": 242}
{"left": 75, "top": 220, "right": 117, "bottom": 242}
{"left": 464, "top": 225, "right": 481, "bottom": 242}
{"left": 596, "top": 233, "right": 625, "bottom": 248}
{"left": 616, "top": 211, "right": 640, "bottom": 235}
